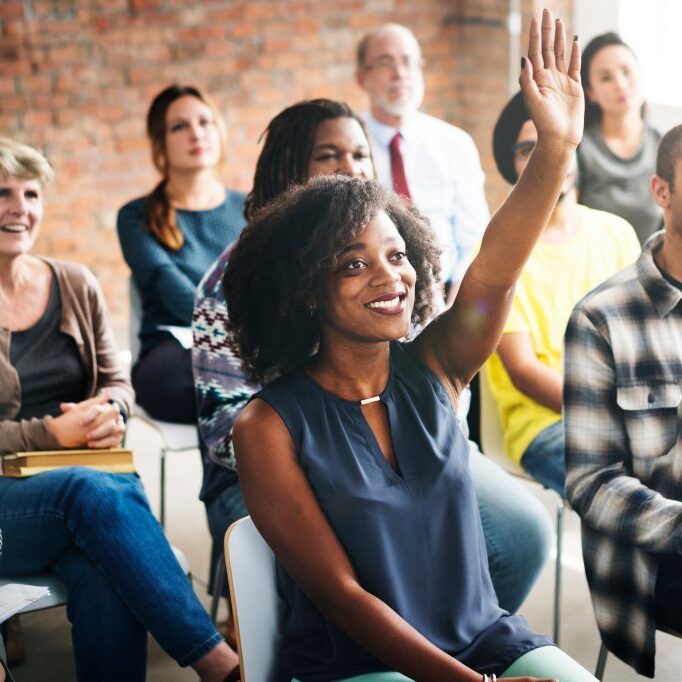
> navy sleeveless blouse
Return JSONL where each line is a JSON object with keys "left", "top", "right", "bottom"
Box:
{"left": 256, "top": 342, "right": 550, "bottom": 681}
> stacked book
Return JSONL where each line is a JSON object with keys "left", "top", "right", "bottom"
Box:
{"left": 1, "top": 448, "right": 135, "bottom": 477}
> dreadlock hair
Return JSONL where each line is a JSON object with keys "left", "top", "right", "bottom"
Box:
{"left": 225, "top": 175, "right": 441, "bottom": 384}
{"left": 243, "top": 99, "right": 370, "bottom": 220}
{"left": 145, "top": 84, "right": 227, "bottom": 251}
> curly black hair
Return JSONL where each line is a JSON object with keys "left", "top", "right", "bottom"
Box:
{"left": 224, "top": 175, "right": 442, "bottom": 383}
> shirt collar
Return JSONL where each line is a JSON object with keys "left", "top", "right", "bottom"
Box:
{"left": 364, "top": 110, "right": 418, "bottom": 147}
{"left": 637, "top": 230, "right": 682, "bottom": 317}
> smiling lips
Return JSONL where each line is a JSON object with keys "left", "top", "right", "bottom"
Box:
{"left": 0, "top": 224, "right": 28, "bottom": 233}
{"left": 364, "top": 292, "right": 407, "bottom": 315}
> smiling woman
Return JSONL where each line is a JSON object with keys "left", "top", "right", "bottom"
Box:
{"left": 0, "top": 138, "right": 239, "bottom": 681}
{"left": 117, "top": 84, "right": 246, "bottom": 423}
{"left": 223, "top": 11, "right": 599, "bottom": 682}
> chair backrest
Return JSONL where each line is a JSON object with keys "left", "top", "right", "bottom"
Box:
{"left": 225, "top": 516, "right": 282, "bottom": 682}
{"left": 479, "top": 369, "right": 529, "bottom": 478}
{"left": 129, "top": 278, "right": 142, "bottom": 363}
{"left": 479, "top": 368, "right": 506, "bottom": 459}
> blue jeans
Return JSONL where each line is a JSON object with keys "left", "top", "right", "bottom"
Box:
{"left": 521, "top": 420, "right": 566, "bottom": 496}
{"left": 205, "top": 442, "right": 552, "bottom": 615}
{"left": 0, "top": 469, "right": 222, "bottom": 681}
{"left": 469, "top": 443, "right": 552, "bottom": 612}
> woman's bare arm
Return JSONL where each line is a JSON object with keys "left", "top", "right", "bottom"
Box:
{"left": 234, "top": 399, "right": 486, "bottom": 682}
{"left": 414, "top": 10, "right": 583, "bottom": 393}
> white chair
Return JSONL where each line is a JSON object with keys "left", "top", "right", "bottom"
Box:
{"left": 479, "top": 369, "right": 565, "bottom": 645}
{"left": 224, "top": 517, "right": 283, "bottom": 682}
{"left": 126, "top": 280, "right": 199, "bottom": 528}
{"left": 0, "top": 574, "right": 68, "bottom": 616}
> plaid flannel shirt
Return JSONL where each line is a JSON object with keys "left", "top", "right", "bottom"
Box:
{"left": 564, "top": 232, "right": 682, "bottom": 677}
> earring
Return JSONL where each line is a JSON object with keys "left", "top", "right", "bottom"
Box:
{"left": 308, "top": 305, "right": 317, "bottom": 317}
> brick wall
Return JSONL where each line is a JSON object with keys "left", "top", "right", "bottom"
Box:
{"left": 0, "top": 0, "right": 572, "bottom": 345}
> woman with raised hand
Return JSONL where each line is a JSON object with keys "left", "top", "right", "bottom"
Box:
{"left": 577, "top": 32, "right": 661, "bottom": 244}
{"left": 0, "top": 139, "right": 239, "bottom": 681}
{"left": 193, "top": 99, "right": 552, "bottom": 617}
{"left": 118, "top": 84, "right": 245, "bottom": 423}
{"left": 225, "top": 12, "right": 596, "bottom": 682}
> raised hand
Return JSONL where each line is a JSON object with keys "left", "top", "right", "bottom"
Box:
{"left": 520, "top": 8, "right": 583, "bottom": 149}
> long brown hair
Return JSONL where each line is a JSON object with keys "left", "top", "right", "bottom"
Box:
{"left": 145, "top": 84, "right": 227, "bottom": 251}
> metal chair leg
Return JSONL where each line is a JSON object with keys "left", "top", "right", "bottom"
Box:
{"left": 159, "top": 446, "right": 167, "bottom": 529}
{"left": 553, "top": 497, "right": 565, "bottom": 646}
{"left": 595, "top": 642, "right": 608, "bottom": 679}
{"left": 210, "top": 553, "right": 227, "bottom": 624}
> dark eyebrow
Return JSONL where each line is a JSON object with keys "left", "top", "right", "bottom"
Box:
{"left": 338, "top": 235, "right": 400, "bottom": 255}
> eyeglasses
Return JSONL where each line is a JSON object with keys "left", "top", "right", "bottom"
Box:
{"left": 511, "top": 140, "right": 535, "bottom": 159}
{"left": 364, "top": 55, "right": 425, "bottom": 73}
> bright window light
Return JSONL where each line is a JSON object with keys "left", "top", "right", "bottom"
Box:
{"left": 619, "top": 0, "right": 682, "bottom": 107}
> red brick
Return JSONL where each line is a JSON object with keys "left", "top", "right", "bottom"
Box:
{"left": 0, "top": 3, "right": 24, "bottom": 19}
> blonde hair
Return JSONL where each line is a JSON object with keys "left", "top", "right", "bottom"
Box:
{"left": 0, "top": 138, "right": 54, "bottom": 187}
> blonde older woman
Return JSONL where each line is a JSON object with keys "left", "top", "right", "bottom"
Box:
{"left": 0, "top": 139, "right": 239, "bottom": 682}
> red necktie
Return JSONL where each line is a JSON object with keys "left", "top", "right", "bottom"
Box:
{"left": 389, "top": 132, "right": 411, "bottom": 200}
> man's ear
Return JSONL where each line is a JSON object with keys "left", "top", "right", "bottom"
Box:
{"left": 651, "top": 174, "right": 671, "bottom": 210}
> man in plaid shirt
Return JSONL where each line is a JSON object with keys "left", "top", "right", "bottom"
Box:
{"left": 564, "top": 124, "right": 682, "bottom": 677}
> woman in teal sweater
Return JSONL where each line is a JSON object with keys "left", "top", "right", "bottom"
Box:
{"left": 117, "top": 84, "right": 245, "bottom": 423}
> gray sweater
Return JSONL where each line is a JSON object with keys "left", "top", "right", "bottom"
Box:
{"left": 577, "top": 121, "right": 661, "bottom": 245}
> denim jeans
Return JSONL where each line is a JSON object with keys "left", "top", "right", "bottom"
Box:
{"left": 205, "top": 441, "right": 552, "bottom": 615}
{"left": 0, "top": 469, "right": 222, "bottom": 681}
{"left": 521, "top": 420, "right": 566, "bottom": 496}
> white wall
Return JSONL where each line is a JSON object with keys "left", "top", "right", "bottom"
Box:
{"left": 573, "top": 0, "right": 682, "bottom": 134}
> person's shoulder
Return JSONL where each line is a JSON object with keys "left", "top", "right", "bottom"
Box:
{"left": 116, "top": 195, "right": 147, "bottom": 232}
{"left": 44, "top": 257, "right": 96, "bottom": 285}
{"left": 415, "top": 111, "right": 474, "bottom": 144}
{"left": 573, "top": 259, "right": 639, "bottom": 318}
{"left": 196, "top": 245, "right": 232, "bottom": 301}
{"left": 118, "top": 195, "right": 146, "bottom": 216}
{"left": 645, "top": 121, "right": 661, "bottom": 142}
{"left": 43, "top": 257, "right": 103, "bottom": 304}
{"left": 577, "top": 204, "right": 637, "bottom": 236}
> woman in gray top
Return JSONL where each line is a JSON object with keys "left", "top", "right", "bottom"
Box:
{"left": 577, "top": 32, "right": 661, "bottom": 244}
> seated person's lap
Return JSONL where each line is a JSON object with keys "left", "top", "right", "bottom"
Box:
{"left": 520, "top": 420, "right": 566, "bottom": 496}
{"left": 132, "top": 338, "right": 197, "bottom": 423}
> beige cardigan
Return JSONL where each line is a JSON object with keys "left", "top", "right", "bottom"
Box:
{"left": 0, "top": 257, "right": 133, "bottom": 454}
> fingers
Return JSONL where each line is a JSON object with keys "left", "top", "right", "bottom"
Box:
{"left": 80, "top": 402, "right": 118, "bottom": 427}
{"left": 527, "top": 17, "right": 542, "bottom": 73}
{"left": 554, "top": 18, "right": 567, "bottom": 72}
{"left": 540, "top": 8, "right": 556, "bottom": 70}
{"left": 518, "top": 55, "right": 538, "bottom": 100}
{"left": 87, "top": 417, "right": 125, "bottom": 448}
{"left": 568, "top": 34, "right": 581, "bottom": 83}
{"left": 59, "top": 402, "right": 77, "bottom": 413}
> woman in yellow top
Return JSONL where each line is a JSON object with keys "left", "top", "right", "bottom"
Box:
{"left": 485, "top": 90, "right": 640, "bottom": 494}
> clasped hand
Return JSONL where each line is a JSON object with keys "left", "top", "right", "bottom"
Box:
{"left": 48, "top": 393, "right": 125, "bottom": 449}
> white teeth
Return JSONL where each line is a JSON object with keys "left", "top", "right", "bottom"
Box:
{"left": 0, "top": 225, "right": 27, "bottom": 233}
{"left": 366, "top": 296, "right": 401, "bottom": 310}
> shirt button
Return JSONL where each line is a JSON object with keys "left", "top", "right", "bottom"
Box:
{"left": 648, "top": 392, "right": 655, "bottom": 404}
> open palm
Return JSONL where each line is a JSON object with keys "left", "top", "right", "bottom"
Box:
{"left": 521, "top": 9, "right": 583, "bottom": 148}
